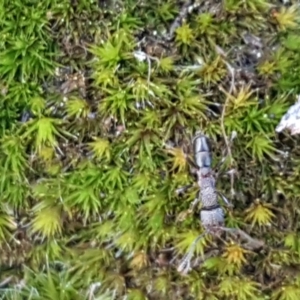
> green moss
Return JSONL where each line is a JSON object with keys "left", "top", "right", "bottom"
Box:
{"left": 0, "top": 0, "right": 300, "bottom": 299}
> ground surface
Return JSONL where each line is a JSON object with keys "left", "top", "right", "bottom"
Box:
{"left": 0, "top": 0, "right": 300, "bottom": 299}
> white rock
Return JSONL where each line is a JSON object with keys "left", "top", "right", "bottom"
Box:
{"left": 276, "top": 95, "right": 300, "bottom": 135}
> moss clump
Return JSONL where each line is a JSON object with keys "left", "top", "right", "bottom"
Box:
{"left": 0, "top": 0, "right": 300, "bottom": 299}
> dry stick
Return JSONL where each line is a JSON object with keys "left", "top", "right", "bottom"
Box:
{"left": 177, "top": 232, "right": 207, "bottom": 274}
{"left": 218, "top": 70, "right": 265, "bottom": 251}
{"left": 0, "top": 276, "right": 12, "bottom": 288}
{"left": 192, "top": 248, "right": 220, "bottom": 269}
{"left": 219, "top": 81, "right": 236, "bottom": 197}
{"left": 178, "top": 246, "right": 221, "bottom": 275}
{"left": 159, "top": 247, "right": 175, "bottom": 253}
{"left": 178, "top": 226, "right": 264, "bottom": 274}
{"left": 175, "top": 184, "right": 194, "bottom": 196}
{"left": 167, "top": 0, "right": 203, "bottom": 40}
{"left": 220, "top": 227, "right": 265, "bottom": 250}
{"left": 133, "top": 50, "right": 159, "bottom": 109}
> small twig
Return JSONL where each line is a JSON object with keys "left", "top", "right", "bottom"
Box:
{"left": 177, "top": 226, "right": 263, "bottom": 274}
{"left": 188, "top": 197, "right": 201, "bottom": 212}
{"left": 167, "top": 0, "right": 203, "bottom": 40}
{"left": 87, "top": 282, "right": 101, "bottom": 300}
{"left": 220, "top": 227, "right": 265, "bottom": 250}
{"left": 132, "top": 50, "right": 159, "bottom": 108}
{"left": 175, "top": 184, "right": 193, "bottom": 196}
{"left": 219, "top": 85, "right": 236, "bottom": 197}
{"left": 0, "top": 276, "right": 13, "bottom": 288}
{"left": 159, "top": 247, "right": 175, "bottom": 253}
{"left": 145, "top": 53, "right": 152, "bottom": 85}
{"left": 133, "top": 50, "right": 158, "bottom": 85}
{"left": 177, "top": 233, "right": 207, "bottom": 274}
{"left": 192, "top": 248, "right": 220, "bottom": 269}
{"left": 216, "top": 46, "right": 237, "bottom": 194}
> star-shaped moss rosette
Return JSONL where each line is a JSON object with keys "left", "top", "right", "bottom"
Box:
{"left": 0, "top": 1, "right": 300, "bottom": 299}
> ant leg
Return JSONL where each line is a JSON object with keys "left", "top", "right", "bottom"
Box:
{"left": 217, "top": 191, "right": 233, "bottom": 208}
{"left": 177, "top": 232, "right": 207, "bottom": 274}
{"left": 219, "top": 227, "right": 264, "bottom": 250}
{"left": 175, "top": 184, "right": 193, "bottom": 196}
